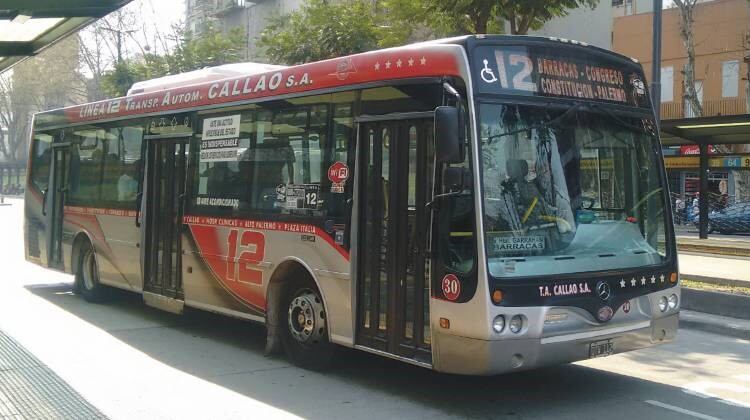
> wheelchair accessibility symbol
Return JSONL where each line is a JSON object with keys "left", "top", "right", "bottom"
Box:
{"left": 480, "top": 59, "right": 497, "bottom": 84}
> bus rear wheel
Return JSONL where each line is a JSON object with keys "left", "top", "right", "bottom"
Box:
{"left": 280, "top": 277, "right": 334, "bottom": 370}
{"left": 75, "top": 242, "right": 109, "bottom": 303}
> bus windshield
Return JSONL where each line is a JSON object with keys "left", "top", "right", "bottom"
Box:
{"left": 479, "top": 102, "right": 668, "bottom": 278}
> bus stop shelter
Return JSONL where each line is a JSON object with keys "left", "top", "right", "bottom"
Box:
{"left": 661, "top": 114, "right": 750, "bottom": 239}
{"left": 0, "top": 0, "right": 132, "bottom": 73}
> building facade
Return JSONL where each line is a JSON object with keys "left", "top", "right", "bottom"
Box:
{"left": 612, "top": 0, "right": 750, "bottom": 210}
{"left": 185, "top": 0, "right": 304, "bottom": 62}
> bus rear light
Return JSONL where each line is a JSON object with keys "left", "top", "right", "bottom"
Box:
{"left": 491, "top": 289, "right": 504, "bottom": 304}
{"left": 670, "top": 272, "right": 678, "bottom": 284}
{"left": 439, "top": 318, "right": 450, "bottom": 329}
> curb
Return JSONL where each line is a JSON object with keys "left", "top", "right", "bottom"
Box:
{"left": 680, "top": 274, "right": 750, "bottom": 289}
{"left": 679, "top": 311, "right": 750, "bottom": 341}
{"left": 676, "top": 243, "right": 750, "bottom": 257}
{"left": 680, "top": 288, "right": 750, "bottom": 320}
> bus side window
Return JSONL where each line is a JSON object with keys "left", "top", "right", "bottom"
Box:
{"left": 442, "top": 156, "right": 476, "bottom": 274}
{"left": 30, "top": 132, "right": 54, "bottom": 192}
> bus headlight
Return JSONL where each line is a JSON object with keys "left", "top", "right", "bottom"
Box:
{"left": 658, "top": 296, "right": 668, "bottom": 312}
{"left": 492, "top": 315, "right": 506, "bottom": 333}
{"left": 668, "top": 294, "right": 679, "bottom": 310}
{"left": 509, "top": 315, "right": 524, "bottom": 334}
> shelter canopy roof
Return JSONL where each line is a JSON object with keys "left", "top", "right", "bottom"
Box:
{"left": 0, "top": 0, "right": 132, "bottom": 73}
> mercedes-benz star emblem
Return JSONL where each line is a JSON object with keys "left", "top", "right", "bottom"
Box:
{"left": 596, "top": 281, "right": 611, "bottom": 301}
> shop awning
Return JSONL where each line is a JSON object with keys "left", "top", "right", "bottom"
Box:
{"left": 0, "top": 0, "right": 133, "bottom": 73}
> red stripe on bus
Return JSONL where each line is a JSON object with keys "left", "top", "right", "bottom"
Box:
{"left": 59, "top": 47, "right": 460, "bottom": 124}
{"left": 64, "top": 206, "right": 137, "bottom": 217}
{"left": 183, "top": 215, "right": 350, "bottom": 261}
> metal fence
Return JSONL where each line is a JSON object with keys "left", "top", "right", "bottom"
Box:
{"left": 671, "top": 192, "right": 750, "bottom": 236}
{"left": 661, "top": 98, "right": 748, "bottom": 120}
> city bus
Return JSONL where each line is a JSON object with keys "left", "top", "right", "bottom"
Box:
{"left": 24, "top": 35, "right": 679, "bottom": 375}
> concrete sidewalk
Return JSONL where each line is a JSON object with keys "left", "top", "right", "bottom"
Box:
{"left": 678, "top": 253, "right": 750, "bottom": 287}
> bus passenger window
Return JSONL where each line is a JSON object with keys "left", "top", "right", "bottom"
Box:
{"left": 194, "top": 103, "right": 333, "bottom": 218}
{"left": 30, "top": 133, "right": 54, "bottom": 192}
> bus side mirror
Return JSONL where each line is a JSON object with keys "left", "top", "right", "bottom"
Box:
{"left": 435, "top": 106, "right": 465, "bottom": 164}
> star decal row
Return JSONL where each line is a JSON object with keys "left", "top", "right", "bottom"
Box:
{"left": 374, "top": 56, "right": 428, "bottom": 71}
{"left": 619, "top": 274, "right": 666, "bottom": 288}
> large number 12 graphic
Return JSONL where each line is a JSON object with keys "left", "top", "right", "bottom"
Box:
{"left": 494, "top": 51, "right": 537, "bottom": 92}
{"left": 226, "top": 230, "right": 265, "bottom": 285}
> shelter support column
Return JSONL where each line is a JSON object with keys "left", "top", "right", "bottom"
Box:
{"left": 698, "top": 143, "right": 709, "bottom": 239}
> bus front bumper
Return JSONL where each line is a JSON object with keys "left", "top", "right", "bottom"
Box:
{"left": 433, "top": 313, "right": 678, "bottom": 376}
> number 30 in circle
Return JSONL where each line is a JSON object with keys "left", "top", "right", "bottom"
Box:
{"left": 441, "top": 274, "right": 461, "bottom": 301}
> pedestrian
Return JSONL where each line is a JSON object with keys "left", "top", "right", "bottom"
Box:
{"left": 675, "top": 196, "right": 685, "bottom": 224}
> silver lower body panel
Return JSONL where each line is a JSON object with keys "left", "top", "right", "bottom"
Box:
{"left": 433, "top": 313, "right": 679, "bottom": 375}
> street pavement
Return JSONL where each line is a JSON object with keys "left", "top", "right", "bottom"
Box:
{"left": 1, "top": 198, "right": 749, "bottom": 420}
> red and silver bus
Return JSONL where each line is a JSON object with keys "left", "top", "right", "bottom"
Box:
{"left": 25, "top": 35, "right": 679, "bottom": 375}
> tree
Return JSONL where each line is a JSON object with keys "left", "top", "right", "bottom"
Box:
{"left": 0, "top": 37, "right": 83, "bottom": 162}
{"left": 258, "top": 0, "right": 384, "bottom": 65}
{"left": 421, "top": 0, "right": 597, "bottom": 35}
{"left": 100, "top": 24, "right": 246, "bottom": 97}
{"left": 419, "top": 0, "right": 501, "bottom": 35}
{"left": 674, "top": 0, "right": 702, "bottom": 118}
{"left": 499, "top": 0, "right": 599, "bottom": 35}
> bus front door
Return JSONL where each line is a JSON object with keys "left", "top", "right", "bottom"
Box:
{"left": 141, "top": 135, "right": 189, "bottom": 312}
{"left": 356, "top": 118, "right": 434, "bottom": 364}
{"left": 44, "top": 143, "right": 69, "bottom": 269}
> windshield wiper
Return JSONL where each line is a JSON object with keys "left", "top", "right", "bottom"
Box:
{"left": 486, "top": 101, "right": 588, "bottom": 144}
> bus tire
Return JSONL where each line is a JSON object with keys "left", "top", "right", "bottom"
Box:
{"left": 280, "top": 276, "right": 334, "bottom": 370}
{"left": 75, "top": 241, "right": 109, "bottom": 303}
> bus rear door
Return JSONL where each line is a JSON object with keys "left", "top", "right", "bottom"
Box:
{"left": 43, "top": 142, "right": 70, "bottom": 269}
{"left": 356, "top": 117, "right": 434, "bottom": 365}
{"left": 140, "top": 134, "right": 190, "bottom": 313}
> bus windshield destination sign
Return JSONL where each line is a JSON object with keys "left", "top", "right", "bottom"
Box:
{"left": 473, "top": 45, "right": 651, "bottom": 108}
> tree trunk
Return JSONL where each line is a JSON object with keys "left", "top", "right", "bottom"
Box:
{"left": 676, "top": 1, "right": 703, "bottom": 118}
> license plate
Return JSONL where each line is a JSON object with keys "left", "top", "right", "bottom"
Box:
{"left": 589, "top": 340, "right": 614, "bottom": 358}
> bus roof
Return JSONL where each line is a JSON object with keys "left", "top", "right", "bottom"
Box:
{"left": 35, "top": 35, "right": 638, "bottom": 128}
{"left": 127, "top": 62, "right": 287, "bottom": 95}
{"left": 39, "top": 37, "right": 471, "bottom": 127}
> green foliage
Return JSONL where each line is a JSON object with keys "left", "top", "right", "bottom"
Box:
{"left": 499, "top": 0, "right": 600, "bottom": 34}
{"left": 100, "top": 24, "right": 246, "bottom": 97}
{"left": 170, "top": 25, "right": 247, "bottom": 72}
{"left": 420, "top": 0, "right": 597, "bottom": 35}
{"left": 0, "top": 36, "right": 82, "bottom": 161}
{"left": 259, "top": 0, "right": 384, "bottom": 65}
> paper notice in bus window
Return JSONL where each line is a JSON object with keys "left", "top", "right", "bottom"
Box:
{"left": 200, "top": 137, "right": 240, "bottom": 162}
{"left": 202, "top": 115, "right": 241, "bottom": 140}
{"left": 489, "top": 235, "right": 545, "bottom": 254}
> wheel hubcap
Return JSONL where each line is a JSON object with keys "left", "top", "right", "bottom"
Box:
{"left": 287, "top": 289, "right": 326, "bottom": 345}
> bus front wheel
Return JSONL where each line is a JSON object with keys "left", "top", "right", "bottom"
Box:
{"left": 280, "top": 277, "right": 334, "bottom": 370}
{"left": 75, "top": 242, "right": 109, "bottom": 303}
